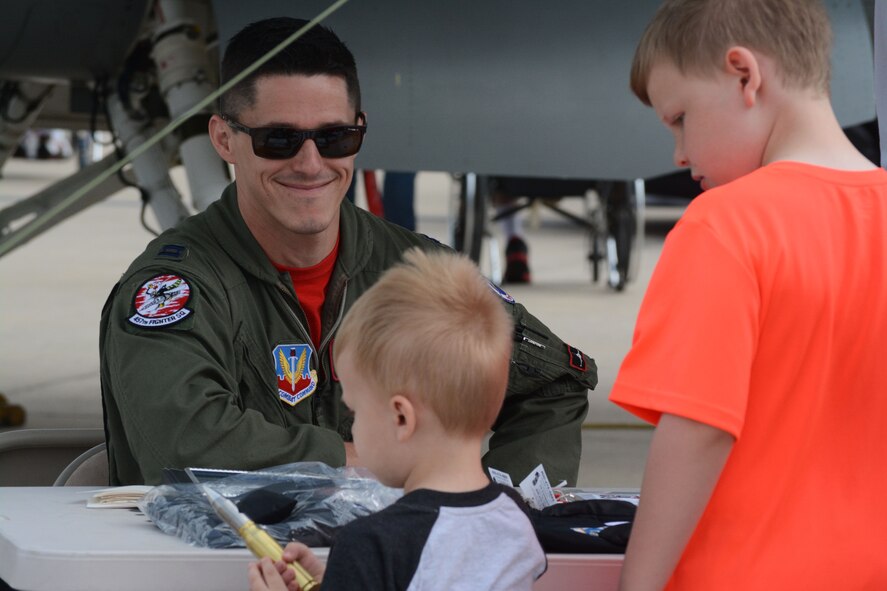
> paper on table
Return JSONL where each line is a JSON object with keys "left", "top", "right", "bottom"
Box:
{"left": 86, "top": 485, "right": 153, "bottom": 509}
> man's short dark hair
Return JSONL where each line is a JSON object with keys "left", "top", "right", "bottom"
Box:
{"left": 219, "top": 17, "right": 361, "bottom": 117}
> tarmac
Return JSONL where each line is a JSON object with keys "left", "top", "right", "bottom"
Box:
{"left": 0, "top": 157, "right": 686, "bottom": 488}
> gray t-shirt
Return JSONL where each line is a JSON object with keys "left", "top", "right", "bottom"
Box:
{"left": 321, "top": 483, "right": 547, "bottom": 590}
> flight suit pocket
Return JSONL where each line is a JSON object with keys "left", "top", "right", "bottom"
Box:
{"left": 508, "top": 318, "right": 598, "bottom": 398}
{"left": 237, "top": 333, "right": 289, "bottom": 424}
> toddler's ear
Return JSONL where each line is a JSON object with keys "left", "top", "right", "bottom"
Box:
{"left": 724, "top": 46, "right": 762, "bottom": 107}
{"left": 390, "top": 394, "right": 417, "bottom": 442}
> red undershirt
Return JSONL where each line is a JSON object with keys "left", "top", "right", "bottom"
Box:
{"left": 273, "top": 237, "right": 340, "bottom": 349}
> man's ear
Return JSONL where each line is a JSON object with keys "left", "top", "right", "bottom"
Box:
{"left": 208, "top": 114, "right": 237, "bottom": 165}
{"left": 724, "top": 46, "right": 762, "bottom": 108}
{"left": 390, "top": 394, "right": 417, "bottom": 443}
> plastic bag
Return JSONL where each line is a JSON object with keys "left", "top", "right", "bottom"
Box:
{"left": 138, "top": 461, "right": 402, "bottom": 548}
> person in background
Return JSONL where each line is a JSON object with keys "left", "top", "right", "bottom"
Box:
{"left": 344, "top": 170, "right": 416, "bottom": 230}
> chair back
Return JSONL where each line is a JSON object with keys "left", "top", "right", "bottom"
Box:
{"left": 0, "top": 428, "right": 105, "bottom": 486}
{"left": 53, "top": 443, "right": 108, "bottom": 486}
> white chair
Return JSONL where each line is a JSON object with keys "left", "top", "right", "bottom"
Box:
{"left": 53, "top": 442, "right": 108, "bottom": 486}
{"left": 0, "top": 428, "right": 105, "bottom": 486}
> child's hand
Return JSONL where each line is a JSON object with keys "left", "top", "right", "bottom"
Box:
{"left": 281, "top": 542, "right": 326, "bottom": 583}
{"left": 247, "top": 543, "right": 325, "bottom": 591}
{"left": 248, "top": 557, "right": 297, "bottom": 591}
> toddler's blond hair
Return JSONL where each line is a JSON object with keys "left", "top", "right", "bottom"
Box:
{"left": 335, "top": 248, "right": 513, "bottom": 436}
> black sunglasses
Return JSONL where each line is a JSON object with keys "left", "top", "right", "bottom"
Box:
{"left": 220, "top": 114, "right": 367, "bottom": 160}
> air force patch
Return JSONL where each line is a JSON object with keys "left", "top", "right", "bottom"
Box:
{"left": 129, "top": 274, "right": 192, "bottom": 327}
{"left": 274, "top": 344, "right": 318, "bottom": 406}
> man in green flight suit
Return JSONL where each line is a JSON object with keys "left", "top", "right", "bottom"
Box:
{"left": 99, "top": 17, "right": 596, "bottom": 486}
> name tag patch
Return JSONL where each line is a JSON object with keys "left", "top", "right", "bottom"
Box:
{"left": 274, "top": 344, "right": 318, "bottom": 406}
{"left": 128, "top": 274, "right": 192, "bottom": 327}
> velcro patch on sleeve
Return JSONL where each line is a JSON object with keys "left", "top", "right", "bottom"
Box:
{"left": 155, "top": 244, "right": 188, "bottom": 261}
{"left": 128, "top": 274, "right": 193, "bottom": 328}
{"left": 567, "top": 344, "right": 588, "bottom": 372}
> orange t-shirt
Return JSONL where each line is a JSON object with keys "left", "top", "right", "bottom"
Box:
{"left": 611, "top": 162, "right": 887, "bottom": 589}
{"left": 274, "top": 238, "right": 340, "bottom": 349}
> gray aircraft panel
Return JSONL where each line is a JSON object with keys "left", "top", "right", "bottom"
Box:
{"left": 196, "top": 1, "right": 874, "bottom": 179}
{"left": 0, "top": 1, "right": 876, "bottom": 180}
{"left": 213, "top": 0, "right": 875, "bottom": 179}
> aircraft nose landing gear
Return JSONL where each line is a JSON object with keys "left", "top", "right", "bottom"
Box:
{"left": 451, "top": 174, "right": 644, "bottom": 291}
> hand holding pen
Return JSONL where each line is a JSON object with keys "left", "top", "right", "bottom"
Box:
{"left": 202, "top": 486, "right": 321, "bottom": 590}
{"left": 249, "top": 543, "right": 326, "bottom": 591}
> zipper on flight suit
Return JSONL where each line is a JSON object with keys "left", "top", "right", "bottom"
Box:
{"left": 518, "top": 322, "right": 551, "bottom": 342}
{"left": 275, "top": 281, "right": 319, "bottom": 424}
{"left": 275, "top": 280, "right": 350, "bottom": 426}
{"left": 317, "top": 280, "right": 350, "bottom": 438}
{"left": 514, "top": 325, "right": 546, "bottom": 350}
{"left": 318, "top": 281, "right": 349, "bottom": 354}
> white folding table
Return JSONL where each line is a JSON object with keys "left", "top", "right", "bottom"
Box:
{"left": 0, "top": 487, "right": 623, "bottom": 590}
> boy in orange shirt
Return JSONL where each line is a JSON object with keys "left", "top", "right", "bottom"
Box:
{"left": 610, "top": 1, "right": 887, "bottom": 589}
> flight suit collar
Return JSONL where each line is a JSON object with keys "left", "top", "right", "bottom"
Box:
{"left": 334, "top": 198, "right": 374, "bottom": 281}
{"left": 205, "top": 183, "right": 374, "bottom": 286}
{"left": 205, "top": 183, "right": 281, "bottom": 284}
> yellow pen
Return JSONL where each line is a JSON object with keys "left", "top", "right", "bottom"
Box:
{"left": 203, "top": 485, "right": 319, "bottom": 590}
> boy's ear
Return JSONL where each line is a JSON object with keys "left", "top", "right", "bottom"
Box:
{"left": 390, "top": 394, "right": 417, "bottom": 442}
{"left": 724, "top": 46, "right": 762, "bottom": 108}
{"left": 208, "top": 114, "right": 237, "bottom": 165}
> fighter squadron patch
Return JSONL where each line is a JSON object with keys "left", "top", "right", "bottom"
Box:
{"left": 274, "top": 344, "right": 318, "bottom": 406}
{"left": 128, "top": 274, "right": 192, "bottom": 327}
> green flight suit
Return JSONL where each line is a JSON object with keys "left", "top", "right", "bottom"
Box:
{"left": 100, "top": 184, "right": 596, "bottom": 485}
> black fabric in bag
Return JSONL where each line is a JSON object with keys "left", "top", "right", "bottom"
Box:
{"left": 529, "top": 499, "right": 636, "bottom": 553}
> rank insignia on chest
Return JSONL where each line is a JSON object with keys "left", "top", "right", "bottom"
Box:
{"left": 274, "top": 344, "right": 318, "bottom": 406}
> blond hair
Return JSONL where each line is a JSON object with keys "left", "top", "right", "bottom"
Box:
{"left": 630, "top": 0, "right": 832, "bottom": 105}
{"left": 335, "top": 248, "right": 513, "bottom": 435}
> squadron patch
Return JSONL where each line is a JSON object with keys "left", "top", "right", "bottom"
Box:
{"left": 488, "top": 281, "right": 515, "bottom": 304}
{"left": 129, "top": 274, "right": 192, "bottom": 327}
{"left": 274, "top": 344, "right": 318, "bottom": 406}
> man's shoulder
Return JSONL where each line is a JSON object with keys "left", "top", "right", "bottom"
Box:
{"left": 341, "top": 201, "right": 449, "bottom": 275}
{"left": 106, "top": 211, "right": 243, "bottom": 322}
{"left": 120, "top": 213, "right": 229, "bottom": 281}
{"left": 347, "top": 200, "right": 444, "bottom": 248}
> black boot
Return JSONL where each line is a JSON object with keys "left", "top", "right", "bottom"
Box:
{"left": 503, "top": 236, "right": 531, "bottom": 284}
